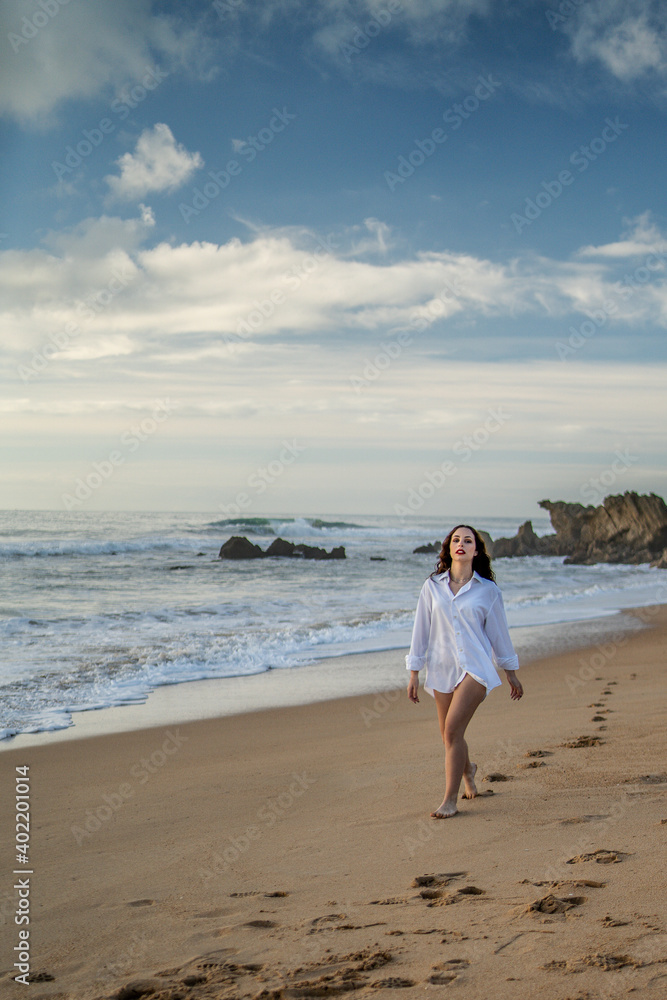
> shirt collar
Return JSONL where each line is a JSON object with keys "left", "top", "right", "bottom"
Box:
{"left": 439, "top": 569, "right": 481, "bottom": 593}
{"left": 440, "top": 569, "right": 481, "bottom": 582}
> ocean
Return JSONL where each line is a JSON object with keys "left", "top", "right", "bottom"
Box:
{"left": 1, "top": 509, "right": 665, "bottom": 741}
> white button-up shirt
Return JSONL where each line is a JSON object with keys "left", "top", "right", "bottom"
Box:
{"left": 406, "top": 570, "right": 519, "bottom": 697}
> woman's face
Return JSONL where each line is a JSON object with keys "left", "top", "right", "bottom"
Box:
{"left": 449, "top": 526, "right": 477, "bottom": 565}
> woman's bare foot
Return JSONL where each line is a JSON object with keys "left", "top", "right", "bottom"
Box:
{"left": 430, "top": 799, "right": 458, "bottom": 819}
{"left": 461, "top": 762, "right": 478, "bottom": 800}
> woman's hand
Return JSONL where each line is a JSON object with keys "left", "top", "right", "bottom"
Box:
{"left": 407, "top": 673, "right": 420, "bottom": 704}
{"left": 505, "top": 670, "right": 523, "bottom": 701}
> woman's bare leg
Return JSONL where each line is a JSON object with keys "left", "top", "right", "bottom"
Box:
{"left": 431, "top": 674, "right": 486, "bottom": 817}
{"left": 433, "top": 684, "right": 479, "bottom": 798}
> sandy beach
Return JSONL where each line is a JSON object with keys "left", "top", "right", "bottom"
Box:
{"left": 1, "top": 605, "right": 665, "bottom": 1000}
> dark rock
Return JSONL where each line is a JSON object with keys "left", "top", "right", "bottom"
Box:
{"left": 492, "top": 521, "right": 550, "bottom": 558}
{"left": 540, "top": 492, "right": 667, "bottom": 564}
{"left": 264, "top": 537, "right": 296, "bottom": 557}
{"left": 218, "top": 535, "right": 265, "bottom": 559}
{"left": 493, "top": 492, "right": 667, "bottom": 566}
{"left": 293, "top": 542, "right": 345, "bottom": 560}
{"left": 478, "top": 529, "right": 494, "bottom": 556}
{"left": 265, "top": 538, "right": 345, "bottom": 559}
{"left": 370, "top": 556, "right": 386, "bottom": 561}
{"left": 413, "top": 541, "right": 440, "bottom": 554}
{"left": 219, "top": 536, "right": 345, "bottom": 560}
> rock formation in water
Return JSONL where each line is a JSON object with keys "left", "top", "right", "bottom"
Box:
{"left": 218, "top": 536, "right": 266, "bottom": 559}
{"left": 413, "top": 541, "right": 440, "bottom": 554}
{"left": 218, "top": 536, "right": 345, "bottom": 560}
{"left": 492, "top": 492, "right": 667, "bottom": 566}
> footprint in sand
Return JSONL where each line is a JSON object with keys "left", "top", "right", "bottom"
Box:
{"left": 591, "top": 715, "right": 606, "bottom": 721}
{"left": 412, "top": 872, "right": 467, "bottom": 888}
{"left": 144, "top": 952, "right": 267, "bottom": 1000}
{"left": 181, "top": 973, "right": 207, "bottom": 986}
{"left": 525, "top": 750, "right": 553, "bottom": 757}
{"left": 527, "top": 893, "right": 587, "bottom": 914}
{"left": 426, "top": 885, "right": 485, "bottom": 907}
{"left": 428, "top": 971, "right": 457, "bottom": 984}
{"left": 126, "top": 898, "right": 155, "bottom": 907}
{"left": 553, "top": 879, "right": 605, "bottom": 889}
{"left": 518, "top": 761, "right": 545, "bottom": 769}
{"left": 428, "top": 958, "right": 470, "bottom": 984}
{"left": 560, "top": 735, "right": 604, "bottom": 748}
{"left": 308, "top": 913, "right": 386, "bottom": 934}
{"left": 244, "top": 918, "right": 278, "bottom": 928}
{"left": 581, "top": 953, "right": 642, "bottom": 971}
{"left": 483, "top": 772, "right": 513, "bottom": 782}
{"left": 521, "top": 878, "right": 605, "bottom": 889}
{"left": 275, "top": 948, "right": 394, "bottom": 995}
{"left": 370, "top": 977, "right": 416, "bottom": 988}
{"left": 566, "top": 849, "right": 630, "bottom": 864}
{"left": 601, "top": 915, "right": 631, "bottom": 926}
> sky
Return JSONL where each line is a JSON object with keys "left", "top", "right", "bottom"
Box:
{"left": 1, "top": 0, "right": 666, "bottom": 518}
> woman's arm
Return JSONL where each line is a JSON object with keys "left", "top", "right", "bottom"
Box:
{"left": 406, "top": 582, "right": 432, "bottom": 703}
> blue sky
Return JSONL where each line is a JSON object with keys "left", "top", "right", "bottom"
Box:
{"left": 1, "top": 0, "right": 666, "bottom": 517}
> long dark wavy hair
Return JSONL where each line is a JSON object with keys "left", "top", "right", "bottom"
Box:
{"left": 430, "top": 524, "right": 495, "bottom": 582}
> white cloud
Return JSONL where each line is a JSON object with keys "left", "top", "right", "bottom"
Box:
{"left": 2, "top": 214, "right": 667, "bottom": 371}
{"left": 0, "top": 0, "right": 212, "bottom": 125}
{"left": 577, "top": 212, "right": 667, "bottom": 258}
{"left": 566, "top": 1, "right": 667, "bottom": 81}
{"left": 105, "top": 124, "right": 203, "bottom": 201}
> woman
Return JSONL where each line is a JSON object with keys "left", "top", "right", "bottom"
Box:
{"left": 406, "top": 524, "right": 523, "bottom": 818}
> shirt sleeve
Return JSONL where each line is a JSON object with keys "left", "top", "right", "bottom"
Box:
{"left": 484, "top": 589, "right": 519, "bottom": 671}
{"left": 406, "top": 581, "right": 432, "bottom": 672}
